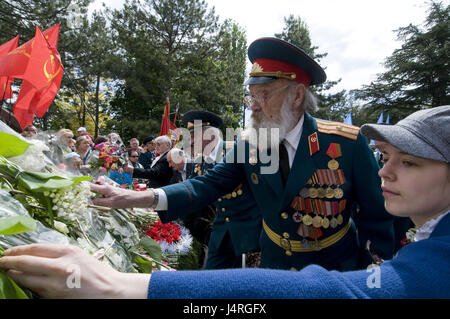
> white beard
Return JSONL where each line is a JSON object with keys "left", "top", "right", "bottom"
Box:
{"left": 242, "top": 92, "right": 298, "bottom": 151}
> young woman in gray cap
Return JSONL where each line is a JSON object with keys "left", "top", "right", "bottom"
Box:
{"left": 0, "top": 106, "right": 449, "bottom": 298}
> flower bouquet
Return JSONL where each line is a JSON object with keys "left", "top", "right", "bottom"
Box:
{"left": 0, "top": 129, "right": 179, "bottom": 298}
{"left": 142, "top": 217, "right": 194, "bottom": 270}
{"left": 90, "top": 133, "right": 133, "bottom": 188}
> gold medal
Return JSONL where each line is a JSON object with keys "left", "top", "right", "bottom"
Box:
{"left": 337, "top": 214, "right": 344, "bottom": 225}
{"left": 250, "top": 173, "right": 258, "bottom": 184}
{"left": 330, "top": 217, "right": 338, "bottom": 228}
{"left": 312, "top": 215, "right": 322, "bottom": 228}
{"left": 328, "top": 159, "right": 339, "bottom": 170}
{"left": 237, "top": 189, "right": 243, "bottom": 196}
{"left": 302, "top": 214, "right": 313, "bottom": 226}
{"left": 321, "top": 217, "right": 330, "bottom": 229}
{"left": 334, "top": 187, "right": 344, "bottom": 199}
{"left": 325, "top": 187, "right": 335, "bottom": 199}
{"left": 309, "top": 188, "right": 318, "bottom": 199}
{"left": 232, "top": 191, "right": 237, "bottom": 198}
{"left": 317, "top": 187, "right": 326, "bottom": 198}
{"left": 225, "top": 193, "right": 232, "bottom": 199}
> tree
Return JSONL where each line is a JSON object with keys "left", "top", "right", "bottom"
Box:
{"left": 0, "top": 0, "right": 110, "bottom": 134}
{"left": 275, "top": 15, "right": 350, "bottom": 122}
{"left": 105, "top": 0, "right": 247, "bottom": 141}
{"left": 353, "top": 1, "right": 449, "bottom": 123}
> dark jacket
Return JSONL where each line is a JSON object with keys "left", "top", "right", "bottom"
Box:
{"left": 133, "top": 151, "right": 173, "bottom": 188}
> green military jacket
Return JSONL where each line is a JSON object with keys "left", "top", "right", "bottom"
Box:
{"left": 161, "top": 113, "right": 395, "bottom": 270}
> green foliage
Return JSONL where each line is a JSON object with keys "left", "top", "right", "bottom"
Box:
{"left": 0, "top": 214, "right": 36, "bottom": 299}
{"left": 275, "top": 15, "right": 348, "bottom": 121}
{"left": 0, "top": 132, "right": 30, "bottom": 158}
{"left": 353, "top": 1, "right": 449, "bottom": 122}
{"left": 105, "top": 0, "right": 247, "bottom": 134}
{"left": 138, "top": 235, "right": 162, "bottom": 264}
{"left": 0, "top": 271, "right": 30, "bottom": 299}
{"left": 176, "top": 237, "right": 205, "bottom": 270}
{"left": 0, "top": 216, "right": 36, "bottom": 235}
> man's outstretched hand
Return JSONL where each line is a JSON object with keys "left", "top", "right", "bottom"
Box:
{"left": 90, "top": 183, "right": 154, "bottom": 209}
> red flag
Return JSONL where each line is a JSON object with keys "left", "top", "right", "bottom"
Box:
{"left": 0, "top": 77, "right": 14, "bottom": 100}
{"left": 12, "top": 82, "right": 35, "bottom": 128}
{"left": 0, "top": 35, "right": 19, "bottom": 99}
{"left": 21, "top": 26, "right": 62, "bottom": 91}
{"left": 0, "top": 24, "right": 59, "bottom": 78}
{"left": 159, "top": 99, "right": 170, "bottom": 136}
{"left": 13, "top": 26, "right": 63, "bottom": 128}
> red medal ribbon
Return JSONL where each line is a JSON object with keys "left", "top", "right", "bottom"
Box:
{"left": 326, "top": 143, "right": 342, "bottom": 159}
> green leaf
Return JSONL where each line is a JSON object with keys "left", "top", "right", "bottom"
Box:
{"left": 0, "top": 271, "right": 29, "bottom": 299}
{"left": 0, "top": 132, "right": 31, "bottom": 158}
{"left": 138, "top": 236, "right": 162, "bottom": 263}
{"left": 72, "top": 176, "right": 93, "bottom": 183}
{"left": 17, "top": 174, "right": 74, "bottom": 192}
{"left": 132, "top": 254, "right": 154, "bottom": 274}
{"left": 0, "top": 216, "right": 36, "bottom": 235}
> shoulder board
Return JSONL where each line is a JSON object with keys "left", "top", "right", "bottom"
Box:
{"left": 316, "top": 119, "right": 360, "bottom": 140}
{"left": 225, "top": 141, "right": 235, "bottom": 149}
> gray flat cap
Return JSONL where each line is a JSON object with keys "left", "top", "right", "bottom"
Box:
{"left": 361, "top": 105, "right": 450, "bottom": 163}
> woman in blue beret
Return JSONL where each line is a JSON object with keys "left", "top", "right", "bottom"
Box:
{"left": 0, "top": 106, "right": 449, "bottom": 298}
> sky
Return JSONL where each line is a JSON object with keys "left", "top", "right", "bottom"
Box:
{"left": 89, "top": 0, "right": 434, "bottom": 94}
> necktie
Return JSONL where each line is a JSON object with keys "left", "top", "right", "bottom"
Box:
{"left": 279, "top": 141, "right": 290, "bottom": 186}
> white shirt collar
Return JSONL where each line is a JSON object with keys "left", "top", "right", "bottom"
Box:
{"left": 284, "top": 114, "right": 304, "bottom": 151}
{"left": 414, "top": 210, "right": 450, "bottom": 242}
{"left": 206, "top": 138, "right": 223, "bottom": 163}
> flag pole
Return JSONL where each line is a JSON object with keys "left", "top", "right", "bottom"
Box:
{"left": 64, "top": 72, "right": 103, "bottom": 135}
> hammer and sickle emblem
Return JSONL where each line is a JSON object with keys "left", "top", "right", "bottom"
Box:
{"left": 44, "top": 54, "right": 61, "bottom": 82}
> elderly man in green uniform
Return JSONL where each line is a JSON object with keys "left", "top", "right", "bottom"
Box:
{"left": 92, "top": 37, "right": 395, "bottom": 271}
{"left": 176, "top": 110, "right": 262, "bottom": 269}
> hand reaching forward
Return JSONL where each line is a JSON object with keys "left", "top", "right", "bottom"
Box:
{"left": 90, "top": 183, "right": 154, "bottom": 209}
{"left": 0, "top": 244, "right": 150, "bottom": 299}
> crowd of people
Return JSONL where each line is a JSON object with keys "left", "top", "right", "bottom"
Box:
{"left": 1, "top": 37, "right": 448, "bottom": 299}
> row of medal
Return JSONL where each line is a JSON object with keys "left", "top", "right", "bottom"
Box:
{"left": 291, "top": 197, "right": 347, "bottom": 230}
{"left": 303, "top": 169, "right": 346, "bottom": 199}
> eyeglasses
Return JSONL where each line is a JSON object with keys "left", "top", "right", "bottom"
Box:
{"left": 244, "top": 84, "right": 290, "bottom": 109}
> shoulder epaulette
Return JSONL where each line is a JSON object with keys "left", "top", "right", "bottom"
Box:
{"left": 316, "top": 119, "right": 360, "bottom": 140}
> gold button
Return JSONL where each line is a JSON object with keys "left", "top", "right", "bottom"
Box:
{"left": 281, "top": 212, "right": 288, "bottom": 219}
{"left": 222, "top": 208, "right": 226, "bottom": 212}
{"left": 285, "top": 250, "right": 292, "bottom": 256}
{"left": 232, "top": 191, "right": 237, "bottom": 198}
{"left": 225, "top": 217, "right": 230, "bottom": 222}
{"left": 283, "top": 232, "right": 290, "bottom": 239}
{"left": 218, "top": 198, "right": 222, "bottom": 202}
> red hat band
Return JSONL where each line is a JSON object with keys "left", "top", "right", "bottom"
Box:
{"left": 250, "top": 58, "right": 312, "bottom": 87}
